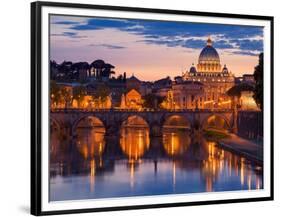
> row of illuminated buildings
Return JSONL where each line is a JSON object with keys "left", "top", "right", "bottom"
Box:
{"left": 50, "top": 37, "right": 259, "bottom": 111}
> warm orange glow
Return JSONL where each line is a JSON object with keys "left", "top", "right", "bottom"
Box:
{"left": 160, "top": 90, "right": 174, "bottom": 110}
{"left": 130, "top": 163, "right": 135, "bottom": 188}
{"left": 240, "top": 158, "right": 245, "bottom": 186}
{"left": 220, "top": 100, "right": 231, "bottom": 105}
{"left": 204, "top": 115, "right": 228, "bottom": 131}
{"left": 121, "top": 89, "right": 143, "bottom": 109}
{"left": 163, "top": 130, "right": 191, "bottom": 156}
{"left": 90, "top": 159, "right": 96, "bottom": 192}
{"left": 247, "top": 173, "right": 252, "bottom": 190}
{"left": 256, "top": 175, "right": 261, "bottom": 190}
{"left": 76, "top": 118, "right": 106, "bottom": 159}
{"left": 120, "top": 127, "right": 150, "bottom": 160}
{"left": 204, "top": 100, "right": 214, "bottom": 104}
{"left": 239, "top": 91, "right": 259, "bottom": 111}
{"left": 206, "top": 176, "right": 213, "bottom": 192}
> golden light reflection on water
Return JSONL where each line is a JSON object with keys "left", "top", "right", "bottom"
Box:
{"left": 76, "top": 127, "right": 105, "bottom": 192}
{"left": 201, "top": 142, "right": 261, "bottom": 191}
{"left": 130, "top": 163, "right": 135, "bottom": 189}
{"left": 120, "top": 125, "right": 150, "bottom": 189}
{"left": 201, "top": 142, "right": 219, "bottom": 192}
{"left": 163, "top": 129, "right": 191, "bottom": 156}
{"left": 120, "top": 127, "right": 150, "bottom": 160}
{"left": 90, "top": 159, "right": 96, "bottom": 192}
{"left": 240, "top": 158, "right": 245, "bottom": 185}
{"left": 256, "top": 174, "right": 261, "bottom": 190}
{"left": 50, "top": 118, "right": 263, "bottom": 197}
{"left": 76, "top": 127, "right": 106, "bottom": 159}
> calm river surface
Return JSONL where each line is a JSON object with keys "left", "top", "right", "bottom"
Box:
{"left": 50, "top": 126, "right": 263, "bottom": 201}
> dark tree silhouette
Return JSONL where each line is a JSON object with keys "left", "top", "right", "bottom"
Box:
{"left": 72, "top": 85, "right": 87, "bottom": 107}
{"left": 93, "top": 84, "right": 110, "bottom": 103}
{"left": 123, "top": 72, "right": 127, "bottom": 80}
{"left": 50, "top": 60, "right": 59, "bottom": 80}
{"left": 253, "top": 53, "right": 263, "bottom": 110}
{"left": 143, "top": 94, "right": 165, "bottom": 109}
{"left": 227, "top": 83, "right": 254, "bottom": 98}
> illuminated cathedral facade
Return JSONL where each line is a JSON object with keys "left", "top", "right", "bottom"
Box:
{"left": 182, "top": 37, "right": 235, "bottom": 109}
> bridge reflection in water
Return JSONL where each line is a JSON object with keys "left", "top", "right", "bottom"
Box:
{"left": 50, "top": 117, "right": 263, "bottom": 201}
{"left": 120, "top": 116, "right": 150, "bottom": 162}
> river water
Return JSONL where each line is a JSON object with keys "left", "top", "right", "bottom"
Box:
{"left": 50, "top": 126, "right": 263, "bottom": 201}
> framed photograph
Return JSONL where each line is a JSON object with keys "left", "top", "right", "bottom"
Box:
{"left": 31, "top": 1, "right": 274, "bottom": 215}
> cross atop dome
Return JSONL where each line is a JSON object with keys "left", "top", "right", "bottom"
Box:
{"left": 207, "top": 36, "right": 212, "bottom": 46}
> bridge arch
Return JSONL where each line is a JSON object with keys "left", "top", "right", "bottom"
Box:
{"left": 162, "top": 114, "right": 191, "bottom": 129}
{"left": 72, "top": 114, "right": 106, "bottom": 136}
{"left": 50, "top": 117, "right": 61, "bottom": 133}
{"left": 50, "top": 116, "right": 66, "bottom": 158}
{"left": 120, "top": 115, "right": 150, "bottom": 128}
{"left": 161, "top": 114, "right": 192, "bottom": 157}
{"left": 201, "top": 114, "right": 231, "bottom": 131}
{"left": 72, "top": 115, "right": 106, "bottom": 159}
{"left": 120, "top": 115, "right": 150, "bottom": 159}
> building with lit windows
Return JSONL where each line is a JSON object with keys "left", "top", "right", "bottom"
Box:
{"left": 183, "top": 37, "right": 235, "bottom": 109}
{"left": 172, "top": 81, "right": 205, "bottom": 109}
{"left": 120, "top": 89, "right": 143, "bottom": 109}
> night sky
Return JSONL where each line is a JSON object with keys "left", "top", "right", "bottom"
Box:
{"left": 50, "top": 15, "right": 263, "bottom": 81}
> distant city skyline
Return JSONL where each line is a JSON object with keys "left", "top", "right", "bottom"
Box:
{"left": 50, "top": 15, "right": 263, "bottom": 81}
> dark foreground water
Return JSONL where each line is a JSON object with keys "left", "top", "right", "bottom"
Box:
{"left": 50, "top": 127, "right": 263, "bottom": 201}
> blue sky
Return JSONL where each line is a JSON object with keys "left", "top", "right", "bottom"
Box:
{"left": 50, "top": 15, "right": 263, "bottom": 80}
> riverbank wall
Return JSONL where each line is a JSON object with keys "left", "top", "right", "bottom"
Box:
{"left": 237, "top": 111, "right": 263, "bottom": 142}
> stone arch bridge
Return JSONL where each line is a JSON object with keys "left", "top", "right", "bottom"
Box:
{"left": 50, "top": 109, "right": 238, "bottom": 138}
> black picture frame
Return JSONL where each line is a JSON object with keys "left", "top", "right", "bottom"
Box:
{"left": 31, "top": 1, "right": 274, "bottom": 215}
